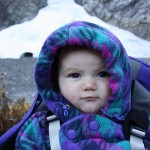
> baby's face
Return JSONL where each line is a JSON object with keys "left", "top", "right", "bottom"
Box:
{"left": 58, "top": 48, "right": 111, "bottom": 114}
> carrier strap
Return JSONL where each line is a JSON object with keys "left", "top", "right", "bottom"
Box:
{"left": 47, "top": 110, "right": 148, "bottom": 150}
{"left": 122, "top": 109, "right": 148, "bottom": 150}
{"left": 47, "top": 115, "right": 61, "bottom": 150}
{"left": 130, "top": 127, "right": 146, "bottom": 150}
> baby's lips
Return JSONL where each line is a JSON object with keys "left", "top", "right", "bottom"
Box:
{"left": 81, "top": 96, "right": 98, "bottom": 101}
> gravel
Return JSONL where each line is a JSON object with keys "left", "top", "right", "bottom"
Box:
{"left": 0, "top": 58, "right": 37, "bottom": 103}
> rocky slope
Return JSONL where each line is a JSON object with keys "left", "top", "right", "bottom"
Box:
{"left": 75, "top": 0, "right": 150, "bottom": 41}
{"left": 0, "top": 58, "right": 37, "bottom": 103}
{"left": 0, "top": 0, "right": 47, "bottom": 30}
{"left": 1, "top": 0, "right": 150, "bottom": 40}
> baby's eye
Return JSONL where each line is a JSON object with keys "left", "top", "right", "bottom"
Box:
{"left": 68, "top": 73, "right": 81, "bottom": 78}
{"left": 97, "top": 71, "right": 110, "bottom": 78}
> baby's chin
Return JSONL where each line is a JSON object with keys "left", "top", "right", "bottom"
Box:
{"left": 79, "top": 109, "right": 102, "bottom": 115}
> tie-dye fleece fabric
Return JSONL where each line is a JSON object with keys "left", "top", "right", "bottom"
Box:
{"left": 15, "top": 21, "right": 133, "bottom": 149}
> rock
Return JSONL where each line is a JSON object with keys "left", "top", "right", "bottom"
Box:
{"left": 20, "top": 52, "right": 33, "bottom": 58}
{"left": 75, "top": 0, "right": 150, "bottom": 41}
{"left": 0, "top": 58, "right": 37, "bottom": 103}
{"left": 0, "top": 0, "right": 47, "bottom": 30}
{"left": 74, "top": 0, "right": 82, "bottom": 5}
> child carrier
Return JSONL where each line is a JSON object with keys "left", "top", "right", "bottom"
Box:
{"left": 0, "top": 56, "right": 150, "bottom": 150}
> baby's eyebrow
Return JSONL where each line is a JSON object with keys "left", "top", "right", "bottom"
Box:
{"left": 96, "top": 63, "right": 106, "bottom": 70}
{"left": 63, "top": 66, "right": 81, "bottom": 73}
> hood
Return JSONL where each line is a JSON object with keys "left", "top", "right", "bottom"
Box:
{"left": 34, "top": 21, "right": 131, "bottom": 122}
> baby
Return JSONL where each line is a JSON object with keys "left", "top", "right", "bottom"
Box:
{"left": 58, "top": 46, "right": 111, "bottom": 115}
{"left": 15, "top": 21, "right": 132, "bottom": 149}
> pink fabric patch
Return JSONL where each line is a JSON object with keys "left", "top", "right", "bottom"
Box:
{"left": 69, "top": 38, "right": 82, "bottom": 45}
{"left": 21, "top": 133, "right": 27, "bottom": 138}
{"left": 101, "top": 45, "right": 112, "bottom": 59}
{"left": 82, "top": 115, "right": 90, "bottom": 126}
{"left": 110, "top": 79, "right": 119, "bottom": 94}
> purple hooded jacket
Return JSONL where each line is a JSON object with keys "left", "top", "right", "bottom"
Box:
{"left": 15, "top": 21, "right": 150, "bottom": 150}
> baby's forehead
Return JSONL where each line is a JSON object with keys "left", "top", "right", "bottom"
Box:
{"left": 58, "top": 46, "right": 103, "bottom": 61}
{"left": 54, "top": 45, "right": 106, "bottom": 74}
{"left": 59, "top": 49, "right": 106, "bottom": 71}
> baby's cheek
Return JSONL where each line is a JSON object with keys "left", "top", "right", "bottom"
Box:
{"left": 67, "top": 88, "right": 78, "bottom": 102}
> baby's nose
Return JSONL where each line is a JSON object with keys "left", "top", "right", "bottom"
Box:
{"left": 82, "top": 78, "right": 96, "bottom": 91}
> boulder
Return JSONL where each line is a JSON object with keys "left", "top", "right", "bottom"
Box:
{"left": 0, "top": 0, "right": 47, "bottom": 30}
{"left": 75, "top": 0, "right": 150, "bottom": 41}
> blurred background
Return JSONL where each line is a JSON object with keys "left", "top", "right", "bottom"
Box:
{"left": 0, "top": 0, "right": 150, "bottom": 135}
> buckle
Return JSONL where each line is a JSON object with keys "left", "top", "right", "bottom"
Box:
{"left": 130, "top": 126, "right": 146, "bottom": 138}
{"left": 46, "top": 115, "right": 58, "bottom": 123}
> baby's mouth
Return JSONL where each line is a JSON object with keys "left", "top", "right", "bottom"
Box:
{"left": 81, "top": 97, "right": 98, "bottom": 101}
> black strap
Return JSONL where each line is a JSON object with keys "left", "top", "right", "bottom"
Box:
{"left": 122, "top": 109, "right": 148, "bottom": 140}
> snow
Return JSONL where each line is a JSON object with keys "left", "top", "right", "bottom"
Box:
{"left": 0, "top": 0, "right": 150, "bottom": 58}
